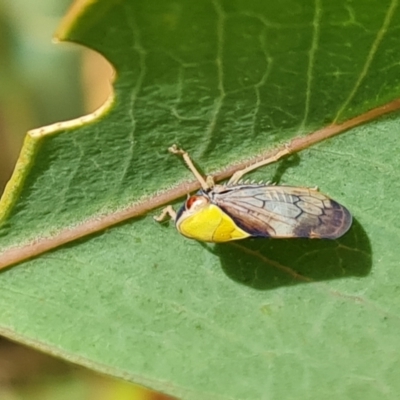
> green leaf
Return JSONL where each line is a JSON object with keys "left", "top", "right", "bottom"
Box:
{"left": 1, "top": 0, "right": 400, "bottom": 399}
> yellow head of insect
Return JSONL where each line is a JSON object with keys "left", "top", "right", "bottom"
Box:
{"left": 175, "top": 192, "right": 250, "bottom": 243}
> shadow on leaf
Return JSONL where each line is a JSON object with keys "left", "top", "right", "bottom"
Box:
{"left": 212, "top": 218, "right": 371, "bottom": 290}
{"left": 270, "top": 153, "right": 300, "bottom": 184}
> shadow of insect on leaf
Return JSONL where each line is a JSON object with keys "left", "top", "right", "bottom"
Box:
{"left": 270, "top": 153, "right": 301, "bottom": 184}
{"left": 210, "top": 218, "right": 371, "bottom": 290}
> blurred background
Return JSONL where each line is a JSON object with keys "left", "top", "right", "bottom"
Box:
{"left": 0, "top": 1, "right": 173, "bottom": 399}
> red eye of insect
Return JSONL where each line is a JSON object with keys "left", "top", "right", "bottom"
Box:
{"left": 186, "top": 196, "right": 200, "bottom": 209}
{"left": 185, "top": 195, "right": 208, "bottom": 211}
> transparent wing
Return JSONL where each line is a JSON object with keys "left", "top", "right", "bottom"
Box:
{"left": 210, "top": 185, "right": 352, "bottom": 239}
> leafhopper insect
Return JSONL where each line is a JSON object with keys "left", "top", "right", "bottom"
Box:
{"left": 155, "top": 145, "right": 352, "bottom": 243}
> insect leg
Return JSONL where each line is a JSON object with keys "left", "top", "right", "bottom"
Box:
{"left": 228, "top": 147, "right": 291, "bottom": 185}
{"left": 153, "top": 205, "right": 177, "bottom": 222}
{"left": 168, "top": 144, "right": 211, "bottom": 190}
